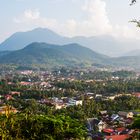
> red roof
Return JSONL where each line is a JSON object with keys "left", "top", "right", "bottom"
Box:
{"left": 10, "top": 91, "right": 20, "bottom": 95}
{"left": 116, "top": 127, "right": 125, "bottom": 132}
{"left": 20, "top": 82, "right": 31, "bottom": 86}
{"left": 103, "top": 128, "right": 114, "bottom": 133}
{"left": 5, "top": 95, "right": 13, "bottom": 100}
{"left": 106, "top": 134, "right": 130, "bottom": 140}
{"left": 133, "top": 93, "right": 140, "bottom": 98}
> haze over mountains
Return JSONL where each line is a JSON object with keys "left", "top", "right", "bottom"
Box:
{"left": 0, "top": 28, "right": 140, "bottom": 70}
{"left": 1, "top": 28, "right": 140, "bottom": 57}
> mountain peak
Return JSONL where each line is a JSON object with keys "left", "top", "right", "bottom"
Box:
{"left": 31, "top": 27, "right": 56, "bottom": 33}
{"left": 0, "top": 42, "right": 108, "bottom": 69}
{"left": 1, "top": 28, "right": 140, "bottom": 57}
{"left": 0, "top": 27, "right": 64, "bottom": 51}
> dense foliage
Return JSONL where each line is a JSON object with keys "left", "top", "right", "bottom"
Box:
{"left": 0, "top": 113, "right": 86, "bottom": 140}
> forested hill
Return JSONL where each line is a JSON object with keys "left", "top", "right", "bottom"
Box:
{"left": 0, "top": 42, "right": 109, "bottom": 68}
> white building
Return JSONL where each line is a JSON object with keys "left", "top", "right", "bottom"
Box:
{"left": 67, "top": 99, "right": 83, "bottom": 106}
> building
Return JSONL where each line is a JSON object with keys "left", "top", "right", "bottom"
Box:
{"left": 10, "top": 91, "right": 20, "bottom": 96}
{"left": 105, "top": 134, "right": 130, "bottom": 140}
{"left": 100, "top": 111, "right": 108, "bottom": 116}
{"left": 133, "top": 92, "right": 140, "bottom": 98}
{"left": 67, "top": 99, "right": 83, "bottom": 106}
{"left": 111, "top": 114, "right": 120, "bottom": 121}
{"left": 118, "top": 111, "right": 134, "bottom": 118}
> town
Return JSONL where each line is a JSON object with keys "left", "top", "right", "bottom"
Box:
{"left": 0, "top": 68, "right": 140, "bottom": 139}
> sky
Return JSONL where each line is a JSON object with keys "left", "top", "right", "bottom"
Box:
{"left": 0, "top": 0, "right": 140, "bottom": 42}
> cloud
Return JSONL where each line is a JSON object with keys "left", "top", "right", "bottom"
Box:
{"left": 69, "top": 0, "right": 140, "bottom": 40}
{"left": 62, "top": 0, "right": 140, "bottom": 40}
{"left": 14, "top": 9, "right": 58, "bottom": 29}
{"left": 14, "top": 9, "right": 40, "bottom": 22}
{"left": 24, "top": 9, "right": 40, "bottom": 20}
{"left": 14, "top": 0, "right": 112, "bottom": 36}
{"left": 81, "top": 0, "right": 112, "bottom": 34}
{"left": 55, "top": 0, "right": 112, "bottom": 37}
{"left": 13, "top": 1, "right": 140, "bottom": 40}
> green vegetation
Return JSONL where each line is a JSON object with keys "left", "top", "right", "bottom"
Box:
{"left": 0, "top": 113, "right": 86, "bottom": 140}
{"left": 131, "top": 117, "right": 140, "bottom": 129}
{"left": 0, "top": 42, "right": 109, "bottom": 69}
{"left": 0, "top": 70, "right": 140, "bottom": 139}
{"left": 1, "top": 42, "right": 140, "bottom": 70}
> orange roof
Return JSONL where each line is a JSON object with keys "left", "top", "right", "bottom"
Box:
{"left": 106, "top": 134, "right": 130, "bottom": 140}
{"left": 116, "top": 127, "right": 125, "bottom": 132}
{"left": 133, "top": 93, "right": 140, "bottom": 97}
{"left": 103, "top": 128, "right": 114, "bottom": 133}
{"left": 20, "top": 82, "right": 31, "bottom": 85}
{"left": 10, "top": 91, "right": 20, "bottom": 95}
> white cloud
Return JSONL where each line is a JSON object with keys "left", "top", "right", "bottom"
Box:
{"left": 81, "top": 0, "right": 112, "bottom": 34}
{"left": 13, "top": 1, "right": 140, "bottom": 40}
{"left": 56, "top": 0, "right": 112, "bottom": 37}
{"left": 61, "top": 0, "right": 140, "bottom": 40}
{"left": 24, "top": 9, "right": 40, "bottom": 20}
{"left": 14, "top": 9, "right": 40, "bottom": 22}
{"left": 71, "top": 0, "right": 140, "bottom": 40}
{"left": 14, "top": 9, "right": 58, "bottom": 29}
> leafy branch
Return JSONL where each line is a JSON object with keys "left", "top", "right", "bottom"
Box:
{"left": 131, "top": 20, "right": 140, "bottom": 27}
{"left": 130, "top": 0, "right": 136, "bottom": 5}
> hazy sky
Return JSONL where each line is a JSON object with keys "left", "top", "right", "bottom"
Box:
{"left": 0, "top": 0, "right": 140, "bottom": 42}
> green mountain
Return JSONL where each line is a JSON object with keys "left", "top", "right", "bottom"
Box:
{"left": 112, "top": 56, "right": 140, "bottom": 69}
{"left": 0, "top": 42, "right": 109, "bottom": 69}
{"left": 0, "top": 51, "right": 11, "bottom": 57}
{"left": 1, "top": 28, "right": 140, "bottom": 57}
{"left": 1, "top": 42, "right": 140, "bottom": 70}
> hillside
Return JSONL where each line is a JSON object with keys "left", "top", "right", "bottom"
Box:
{"left": 112, "top": 56, "right": 140, "bottom": 69}
{"left": 0, "top": 42, "right": 109, "bottom": 69}
{"left": 123, "top": 49, "right": 140, "bottom": 56}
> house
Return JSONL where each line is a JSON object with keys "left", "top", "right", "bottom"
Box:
{"left": 87, "top": 118, "right": 107, "bottom": 132}
{"left": 107, "top": 95, "right": 116, "bottom": 100}
{"left": 105, "top": 134, "right": 130, "bottom": 140}
{"left": 98, "top": 120, "right": 107, "bottom": 132}
{"left": 133, "top": 92, "right": 140, "bottom": 98}
{"left": 5, "top": 95, "right": 13, "bottom": 100}
{"left": 118, "top": 111, "right": 134, "bottom": 118}
{"left": 67, "top": 99, "right": 82, "bottom": 106}
{"left": 124, "top": 118, "right": 133, "bottom": 125}
{"left": 8, "top": 82, "right": 14, "bottom": 85}
{"left": 111, "top": 114, "right": 120, "bottom": 121}
{"left": 115, "top": 127, "right": 127, "bottom": 134}
{"left": 100, "top": 111, "right": 107, "bottom": 116}
{"left": 103, "top": 128, "right": 114, "bottom": 136}
{"left": 19, "top": 81, "right": 32, "bottom": 86}
{"left": 40, "top": 82, "right": 51, "bottom": 88}
{"left": 55, "top": 103, "right": 66, "bottom": 110}
{"left": 10, "top": 91, "right": 20, "bottom": 96}
{"left": 85, "top": 92, "right": 94, "bottom": 99}
{"left": 95, "top": 94, "right": 102, "bottom": 98}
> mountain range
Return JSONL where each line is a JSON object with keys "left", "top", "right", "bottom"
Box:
{"left": 0, "top": 28, "right": 140, "bottom": 70}
{"left": 0, "top": 42, "right": 110, "bottom": 69}
{"left": 1, "top": 28, "right": 140, "bottom": 57}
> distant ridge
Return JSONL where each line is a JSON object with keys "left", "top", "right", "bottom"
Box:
{"left": 124, "top": 49, "right": 140, "bottom": 56}
{"left": 0, "top": 28, "right": 68, "bottom": 51}
{"left": 1, "top": 28, "right": 140, "bottom": 56}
